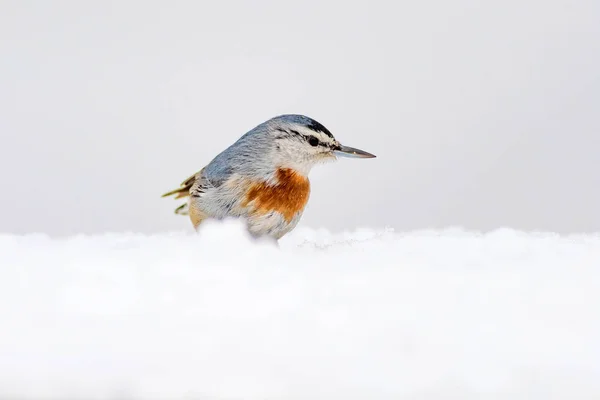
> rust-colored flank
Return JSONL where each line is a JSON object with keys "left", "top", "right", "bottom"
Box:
{"left": 243, "top": 168, "right": 311, "bottom": 222}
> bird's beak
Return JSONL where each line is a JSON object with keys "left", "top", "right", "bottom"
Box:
{"left": 334, "top": 144, "right": 376, "bottom": 159}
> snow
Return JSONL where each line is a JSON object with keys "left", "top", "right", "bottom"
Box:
{"left": 1, "top": 219, "right": 599, "bottom": 400}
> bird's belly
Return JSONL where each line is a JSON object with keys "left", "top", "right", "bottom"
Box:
{"left": 191, "top": 194, "right": 303, "bottom": 239}
{"left": 245, "top": 209, "right": 304, "bottom": 239}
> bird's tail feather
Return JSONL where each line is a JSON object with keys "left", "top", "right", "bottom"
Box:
{"left": 162, "top": 171, "right": 198, "bottom": 215}
{"left": 174, "top": 203, "right": 189, "bottom": 216}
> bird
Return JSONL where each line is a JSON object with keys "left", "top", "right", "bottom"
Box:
{"left": 162, "top": 114, "right": 375, "bottom": 240}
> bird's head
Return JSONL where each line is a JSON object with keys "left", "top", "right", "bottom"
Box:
{"left": 260, "top": 114, "right": 375, "bottom": 176}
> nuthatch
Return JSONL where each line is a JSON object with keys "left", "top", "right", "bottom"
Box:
{"left": 162, "top": 114, "right": 375, "bottom": 240}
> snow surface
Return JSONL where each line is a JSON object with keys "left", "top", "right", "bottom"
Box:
{"left": 1, "top": 219, "right": 599, "bottom": 400}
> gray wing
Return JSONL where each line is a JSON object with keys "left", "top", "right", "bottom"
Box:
{"left": 189, "top": 162, "right": 232, "bottom": 198}
{"left": 189, "top": 155, "right": 249, "bottom": 219}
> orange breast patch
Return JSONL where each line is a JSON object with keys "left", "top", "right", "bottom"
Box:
{"left": 242, "top": 168, "right": 310, "bottom": 223}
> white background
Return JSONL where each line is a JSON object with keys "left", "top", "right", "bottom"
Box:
{"left": 2, "top": 0, "right": 599, "bottom": 236}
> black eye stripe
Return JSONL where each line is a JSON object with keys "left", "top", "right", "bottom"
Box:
{"left": 285, "top": 128, "right": 330, "bottom": 147}
{"left": 300, "top": 134, "right": 322, "bottom": 146}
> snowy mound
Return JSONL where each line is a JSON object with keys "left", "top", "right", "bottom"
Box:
{"left": 1, "top": 220, "right": 599, "bottom": 399}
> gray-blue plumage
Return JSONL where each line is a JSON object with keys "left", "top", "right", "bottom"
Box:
{"left": 162, "top": 114, "right": 375, "bottom": 240}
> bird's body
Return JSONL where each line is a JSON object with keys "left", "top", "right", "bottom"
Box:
{"left": 162, "top": 114, "right": 375, "bottom": 240}
{"left": 172, "top": 165, "right": 310, "bottom": 239}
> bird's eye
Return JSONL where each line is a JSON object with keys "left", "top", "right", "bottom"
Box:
{"left": 308, "top": 136, "right": 319, "bottom": 147}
